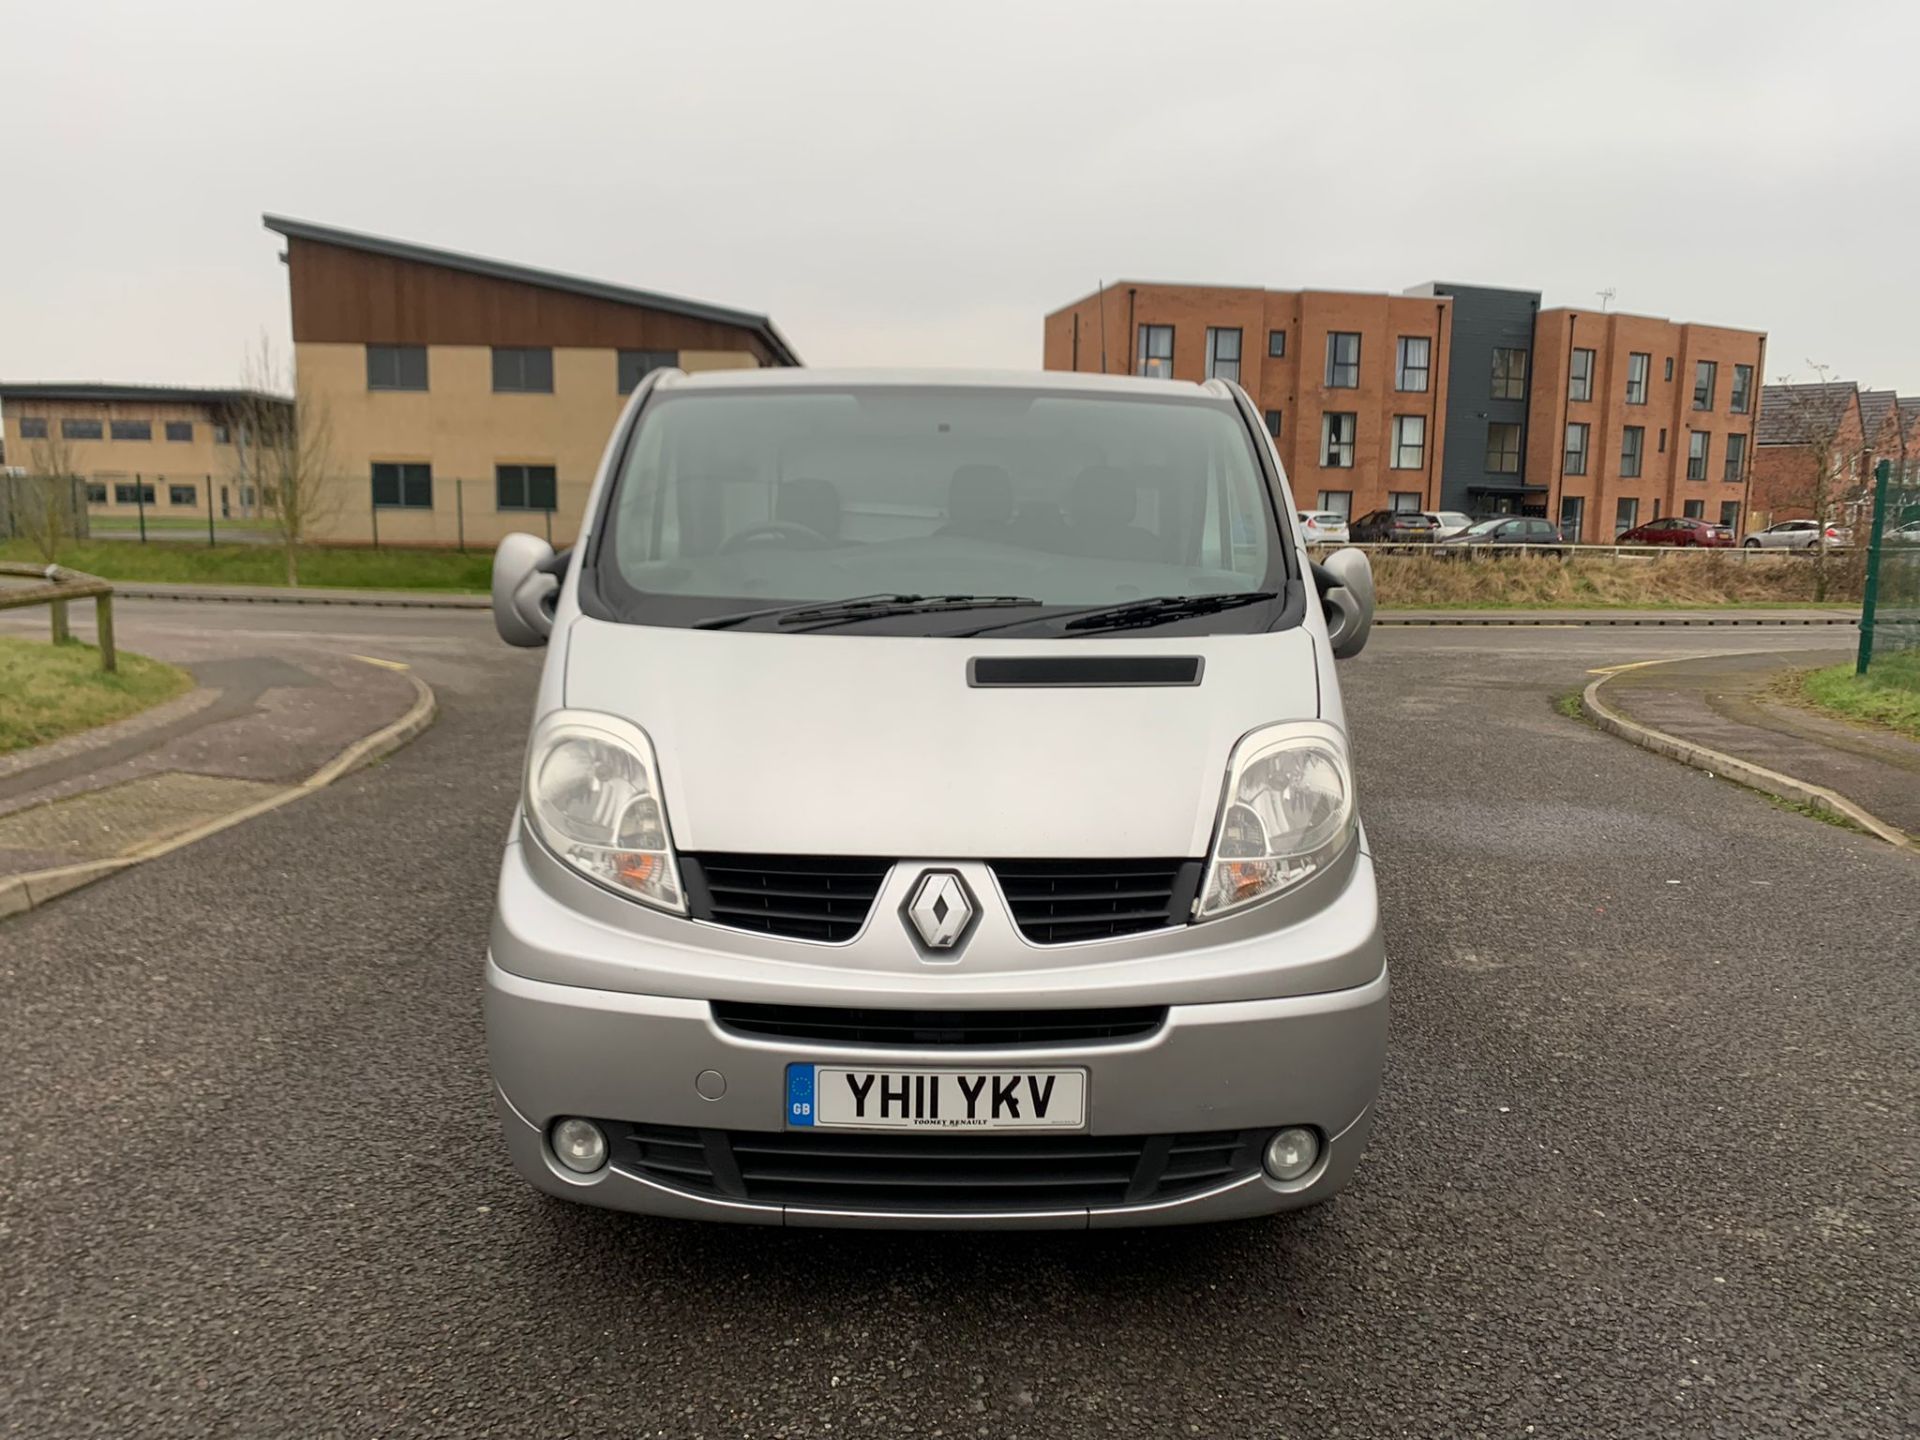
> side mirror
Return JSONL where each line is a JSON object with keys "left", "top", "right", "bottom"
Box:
{"left": 1313, "top": 547, "right": 1375, "bottom": 659}
{"left": 493, "top": 533, "right": 561, "bottom": 646}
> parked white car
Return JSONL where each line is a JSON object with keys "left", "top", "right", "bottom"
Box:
{"left": 1743, "top": 519, "right": 1851, "bottom": 551}
{"left": 1298, "top": 511, "right": 1350, "bottom": 545}
{"left": 1421, "top": 510, "right": 1475, "bottom": 540}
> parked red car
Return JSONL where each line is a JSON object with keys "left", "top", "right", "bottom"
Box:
{"left": 1618, "top": 517, "right": 1734, "bottom": 548}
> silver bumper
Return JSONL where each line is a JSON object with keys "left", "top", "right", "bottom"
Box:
{"left": 485, "top": 958, "right": 1387, "bottom": 1229}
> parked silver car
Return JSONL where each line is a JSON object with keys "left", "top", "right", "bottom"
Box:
{"left": 1743, "top": 519, "right": 1852, "bottom": 550}
{"left": 1421, "top": 510, "right": 1475, "bottom": 540}
{"left": 487, "top": 368, "right": 1386, "bottom": 1228}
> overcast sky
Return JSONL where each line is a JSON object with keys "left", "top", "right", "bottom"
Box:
{"left": 3, "top": 0, "right": 1916, "bottom": 393}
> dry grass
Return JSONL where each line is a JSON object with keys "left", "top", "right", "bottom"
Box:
{"left": 1366, "top": 549, "right": 1866, "bottom": 609}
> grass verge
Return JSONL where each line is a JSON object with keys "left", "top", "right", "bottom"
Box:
{"left": 1368, "top": 550, "right": 1865, "bottom": 609}
{"left": 1794, "top": 651, "right": 1920, "bottom": 741}
{"left": 0, "top": 636, "right": 194, "bottom": 754}
{"left": 0, "top": 539, "right": 491, "bottom": 592}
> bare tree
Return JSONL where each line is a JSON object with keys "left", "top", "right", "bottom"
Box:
{"left": 1771, "top": 363, "right": 1872, "bottom": 602}
{"left": 14, "top": 427, "right": 84, "bottom": 565}
{"left": 230, "top": 336, "right": 337, "bottom": 586}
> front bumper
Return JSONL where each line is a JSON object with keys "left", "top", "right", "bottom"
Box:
{"left": 486, "top": 974, "right": 1387, "bottom": 1231}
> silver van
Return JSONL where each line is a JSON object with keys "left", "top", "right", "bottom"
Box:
{"left": 487, "top": 368, "right": 1385, "bottom": 1228}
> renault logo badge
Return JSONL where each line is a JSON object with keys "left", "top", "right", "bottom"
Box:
{"left": 905, "top": 871, "right": 976, "bottom": 951}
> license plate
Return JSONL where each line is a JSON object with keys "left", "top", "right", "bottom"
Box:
{"left": 786, "top": 1064, "right": 1087, "bottom": 1131}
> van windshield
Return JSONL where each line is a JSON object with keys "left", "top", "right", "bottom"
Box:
{"left": 588, "top": 385, "right": 1292, "bottom": 635}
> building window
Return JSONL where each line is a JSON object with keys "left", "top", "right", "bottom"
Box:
{"left": 240, "top": 486, "right": 256, "bottom": 507}
{"left": 1693, "top": 360, "right": 1717, "bottom": 411}
{"left": 1263, "top": 409, "right": 1282, "bottom": 438}
{"left": 84, "top": 483, "right": 107, "bottom": 504}
{"left": 1684, "top": 499, "right": 1705, "bottom": 519}
{"left": 1620, "top": 425, "right": 1644, "bottom": 478}
{"left": 492, "top": 346, "right": 554, "bottom": 394}
{"left": 1687, "top": 430, "right": 1709, "bottom": 480}
{"left": 1491, "top": 347, "right": 1528, "bottom": 401}
{"left": 371, "top": 462, "right": 432, "bottom": 509}
{"left": 1321, "top": 412, "right": 1356, "bottom": 467}
{"left": 1389, "top": 491, "right": 1422, "bottom": 512}
{"left": 214, "top": 424, "right": 232, "bottom": 444}
{"left": 165, "top": 420, "right": 193, "bottom": 442}
{"left": 1486, "top": 421, "right": 1522, "bottom": 473}
{"left": 1568, "top": 348, "right": 1595, "bottom": 402}
{"left": 1267, "top": 330, "right": 1286, "bottom": 358}
{"left": 1626, "top": 352, "right": 1650, "bottom": 405}
{"left": 1615, "top": 497, "right": 1639, "bottom": 536}
{"left": 1563, "top": 422, "right": 1590, "bottom": 475}
{"left": 1720, "top": 501, "right": 1741, "bottom": 529}
{"left": 168, "top": 484, "right": 197, "bottom": 506}
{"left": 1664, "top": 356, "right": 1674, "bottom": 381}
{"left": 109, "top": 419, "right": 152, "bottom": 441}
{"left": 617, "top": 349, "right": 678, "bottom": 394}
{"left": 1315, "top": 490, "right": 1352, "bottom": 519}
{"left": 1391, "top": 415, "right": 1425, "bottom": 469}
{"left": 113, "top": 482, "right": 156, "bottom": 505}
{"left": 1205, "top": 327, "right": 1241, "bottom": 382}
{"left": 1657, "top": 427, "right": 1667, "bottom": 454}
{"left": 496, "top": 463, "right": 558, "bottom": 512}
{"left": 1136, "top": 325, "right": 1174, "bottom": 379}
{"left": 1395, "top": 336, "right": 1430, "bottom": 392}
{"left": 367, "top": 344, "right": 428, "bottom": 392}
{"left": 1730, "top": 364, "right": 1753, "bottom": 414}
{"left": 62, "top": 418, "right": 104, "bottom": 440}
{"left": 19, "top": 417, "right": 48, "bottom": 439}
{"left": 1559, "top": 495, "right": 1585, "bottom": 543}
{"left": 1723, "top": 432, "right": 1747, "bottom": 482}
{"left": 1324, "top": 333, "right": 1360, "bottom": 388}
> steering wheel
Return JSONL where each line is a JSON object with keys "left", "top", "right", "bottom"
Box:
{"left": 718, "top": 521, "right": 836, "bottom": 554}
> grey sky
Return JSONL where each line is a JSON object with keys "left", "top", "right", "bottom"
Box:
{"left": 4, "top": 0, "right": 1916, "bottom": 393}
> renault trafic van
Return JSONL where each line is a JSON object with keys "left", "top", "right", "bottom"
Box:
{"left": 487, "top": 368, "right": 1384, "bottom": 1228}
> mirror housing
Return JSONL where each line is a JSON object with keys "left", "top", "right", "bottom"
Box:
{"left": 493, "top": 533, "right": 560, "bottom": 647}
{"left": 1314, "top": 547, "right": 1376, "bottom": 659}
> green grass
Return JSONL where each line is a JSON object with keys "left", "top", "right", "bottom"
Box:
{"left": 0, "top": 636, "right": 194, "bottom": 754}
{"left": 89, "top": 516, "right": 271, "bottom": 534}
{"left": 1797, "top": 651, "right": 1920, "bottom": 741}
{"left": 1553, "top": 690, "right": 1587, "bottom": 721}
{"left": 0, "top": 539, "right": 491, "bottom": 592}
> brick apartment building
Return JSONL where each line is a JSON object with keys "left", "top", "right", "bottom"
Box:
{"left": 1043, "top": 281, "right": 1767, "bottom": 539}
{"left": 1751, "top": 380, "right": 1919, "bottom": 525}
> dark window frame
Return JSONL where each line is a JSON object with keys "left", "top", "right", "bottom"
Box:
{"left": 1730, "top": 364, "right": 1753, "bottom": 414}
{"left": 1391, "top": 414, "right": 1425, "bottom": 469}
{"left": 1723, "top": 432, "right": 1747, "bottom": 483}
{"left": 164, "top": 420, "right": 193, "bottom": 442}
{"left": 1693, "top": 360, "right": 1717, "bottom": 412}
{"left": 62, "top": 418, "right": 104, "bottom": 440}
{"left": 1485, "top": 421, "right": 1522, "bottom": 474}
{"left": 492, "top": 346, "right": 555, "bottom": 395}
{"left": 1267, "top": 329, "right": 1286, "bottom": 358}
{"left": 19, "top": 416, "right": 49, "bottom": 439}
{"left": 1687, "top": 430, "right": 1710, "bottom": 481}
{"left": 1321, "top": 411, "right": 1357, "bottom": 467}
{"left": 1490, "top": 347, "right": 1528, "bottom": 401}
{"left": 84, "top": 483, "right": 107, "bottom": 504}
{"left": 1136, "top": 324, "right": 1174, "bottom": 379}
{"left": 1263, "top": 409, "right": 1282, "bottom": 439}
{"left": 1205, "top": 327, "right": 1242, "bottom": 383}
{"left": 1394, "top": 335, "right": 1430, "bottom": 393}
{"left": 1625, "top": 352, "right": 1650, "bottom": 405}
{"left": 109, "top": 418, "right": 152, "bottom": 442}
{"left": 367, "top": 344, "right": 429, "bottom": 392}
{"left": 1620, "top": 425, "right": 1645, "bottom": 478}
{"left": 618, "top": 349, "right": 678, "bottom": 394}
{"left": 113, "top": 482, "right": 156, "bottom": 504}
{"left": 1563, "top": 421, "right": 1590, "bottom": 476}
{"left": 371, "top": 461, "right": 433, "bottom": 509}
{"left": 1324, "top": 332, "right": 1361, "bottom": 388}
{"left": 1569, "top": 348, "right": 1595, "bottom": 403}
{"left": 167, "top": 483, "right": 197, "bottom": 506}
{"left": 495, "top": 462, "right": 559, "bottom": 512}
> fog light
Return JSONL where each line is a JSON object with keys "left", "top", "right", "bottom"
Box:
{"left": 1263, "top": 1127, "right": 1320, "bottom": 1182}
{"left": 551, "top": 1117, "right": 608, "bottom": 1174}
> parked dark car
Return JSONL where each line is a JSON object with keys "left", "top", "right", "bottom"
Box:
{"left": 1618, "top": 517, "right": 1734, "bottom": 548}
{"left": 1435, "top": 516, "right": 1565, "bottom": 552}
{"left": 1349, "top": 510, "right": 1439, "bottom": 543}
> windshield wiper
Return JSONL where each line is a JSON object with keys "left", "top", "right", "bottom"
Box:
{"left": 693, "top": 593, "right": 1043, "bottom": 632}
{"left": 961, "top": 591, "right": 1279, "bottom": 637}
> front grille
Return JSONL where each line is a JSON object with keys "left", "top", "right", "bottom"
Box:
{"left": 613, "top": 1123, "right": 1260, "bottom": 1212}
{"left": 992, "top": 859, "right": 1203, "bottom": 944}
{"left": 711, "top": 1002, "right": 1167, "bottom": 1047}
{"left": 681, "top": 854, "right": 892, "bottom": 943}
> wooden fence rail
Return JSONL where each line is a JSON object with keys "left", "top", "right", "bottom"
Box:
{"left": 0, "top": 563, "right": 116, "bottom": 672}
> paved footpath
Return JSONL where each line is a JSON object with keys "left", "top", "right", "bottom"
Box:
{"left": 1597, "top": 648, "right": 1920, "bottom": 839}
{"left": 0, "top": 608, "right": 423, "bottom": 889}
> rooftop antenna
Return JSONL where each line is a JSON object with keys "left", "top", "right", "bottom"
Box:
{"left": 1597, "top": 287, "right": 1616, "bottom": 313}
{"left": 1097, "top": 279, "right": 1108, "bottom": 375}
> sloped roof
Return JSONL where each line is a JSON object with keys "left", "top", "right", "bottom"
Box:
{"left": 1899, "top": 396, "right": 1920, "bottom": 434}
{"left": 1756, "top": 382, "right": 1858, "bottom": 445}
{"left": 1859, "top": 388, "right": 1900, "bottom": 441}
{"left": 262, "top": 215, "right": 800, "bottom": 366}
{"left": 0, "top": 382, "right": 289, "bottom": 409}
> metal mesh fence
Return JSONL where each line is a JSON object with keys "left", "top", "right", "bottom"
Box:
{"left": 1856, "top": 459, "right": 1920, "bottom": 681}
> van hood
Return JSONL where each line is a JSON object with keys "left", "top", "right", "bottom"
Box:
{"left": 562, "top": 617, "right": 1323, "bottom": 858}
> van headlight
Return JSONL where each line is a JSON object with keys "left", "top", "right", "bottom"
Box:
{"left": 1199, "top": 722, "right": 1354, "bottom": 917}
{"left": 524, "top": 710, "right": 685, "bottom": 913}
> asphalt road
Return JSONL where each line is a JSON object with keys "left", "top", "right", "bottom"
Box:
{"left": 2, "top": 604, "right": 1912, "bottom": 1439}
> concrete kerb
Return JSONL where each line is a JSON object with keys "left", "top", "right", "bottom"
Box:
{"left": 1580, "top": 664, "right": 1914, "bottom": 851}
{"left": 0, "top": 666, "right": 438, "bottom": 920}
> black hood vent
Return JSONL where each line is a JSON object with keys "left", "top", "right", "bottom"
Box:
{"left": 968, "top": 655, "right": 1203, "bottom": 688}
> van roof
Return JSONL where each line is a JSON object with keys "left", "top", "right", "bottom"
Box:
{"left": 655, "top": 367, "right": 1229, "bottom": 401}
